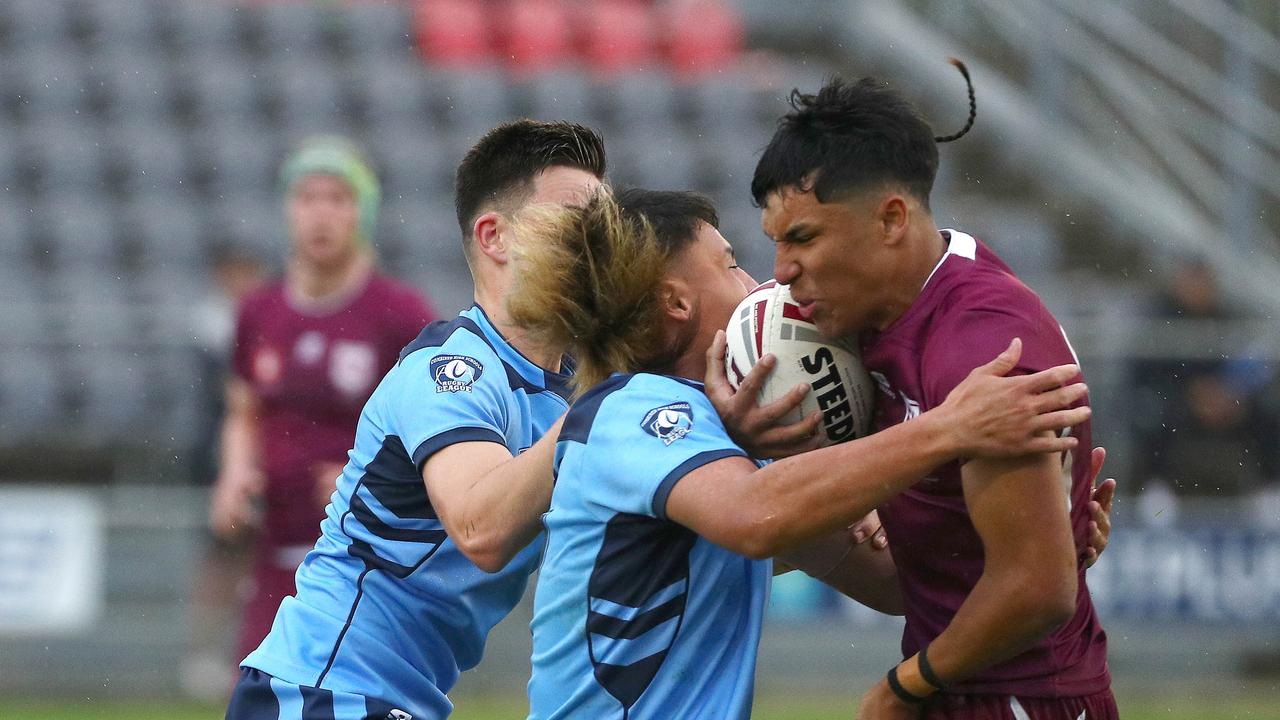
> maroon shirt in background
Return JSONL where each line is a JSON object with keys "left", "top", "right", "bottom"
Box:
{"left": 861, "top": 230, "right": 1109, "bottom": 698}
{"left": 231, "top": 272, "right": 437, "bottom": 548}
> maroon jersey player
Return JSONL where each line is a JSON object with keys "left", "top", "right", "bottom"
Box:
{"left": 749, "top": 69, "right": 1117, "bottom": 719}
{"left": 211, "top": 137, "right": 436, "bottom": 660}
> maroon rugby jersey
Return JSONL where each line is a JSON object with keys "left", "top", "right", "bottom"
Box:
{"left": 861, "top": 230, "right": 1109, "bottom": 698}
{"left": 231, "top": 271, "right": 436, "bottom": 547}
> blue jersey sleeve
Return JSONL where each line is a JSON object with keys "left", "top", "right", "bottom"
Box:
{"left": 582, "top": 376, "right": 747, "bottom": 520}
{"left": 389, "top": 330, "right": 512, "bottom": 469}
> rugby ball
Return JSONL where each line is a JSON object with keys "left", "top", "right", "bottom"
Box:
{"left": 724, "top": 281, "right": 875, "bottom": 447}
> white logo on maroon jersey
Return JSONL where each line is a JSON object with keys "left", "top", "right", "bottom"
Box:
{"left": 330, "top": 341, "right": 377, "bottom": 395}
{"left": 870, "top": 371, "right": 893, "bottom": 397}
{"left": 294, "top": 331, "right": 326, "bottom": 365}
{"left": 900, "top": 391, "right": 921, "bottom": 422}
{"left": 252, "top": 347, "right": 282, "bottom": 385}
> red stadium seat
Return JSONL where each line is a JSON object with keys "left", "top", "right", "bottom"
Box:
{"left": 582, "top": 0, "right": 656, "bottom": 76}
{"left": 665, "top": 0, "right": 744, "bottom": 78}
{"left": 414, "top": 0, "right": 492, "bottom": 67}
{"left": 500, "top": 0, "right": 574, "bottom": 76}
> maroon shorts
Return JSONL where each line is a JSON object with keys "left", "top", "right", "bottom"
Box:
{"left": 234, "top": 544, "right": 307, "bottom": 660}
{"left": 923, "top": 688, "right": 1118, "bottom": 720}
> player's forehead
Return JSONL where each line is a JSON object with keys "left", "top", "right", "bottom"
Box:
{"left": 760, "top": 185, "right": 824, "bottom": 239}
{"left": 529, "top": 166, "right": 602, "bottom": 207}
{"left": 290, "top": 172, "right": 355, "bottom": 198}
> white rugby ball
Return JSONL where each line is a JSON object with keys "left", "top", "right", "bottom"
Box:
{"left": 724, "top": 281, "right": 875, "bottom": 447}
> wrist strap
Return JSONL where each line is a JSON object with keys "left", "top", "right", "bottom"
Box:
{"left": 919, "top": 645, "right": 949, "bottom": 690}
{"left": 886, "top": 665, "right": 926, "bottom": 705}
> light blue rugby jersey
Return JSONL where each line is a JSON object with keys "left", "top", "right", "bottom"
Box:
{"left": 527, "top": 373, "right": 772, "bottom": 720}
{"left": 244, "top": 305, "right": 572, "bottom": 719}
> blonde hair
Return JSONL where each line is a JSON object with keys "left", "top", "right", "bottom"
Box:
{"left": 507, "top": 191, "right": 674, "bottom": 397}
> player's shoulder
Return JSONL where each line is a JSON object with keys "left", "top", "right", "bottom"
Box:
{"left": 561, "top": 373, "right": 709, "bottom": 446}
{"left": 935, "top": 234, "right": 1049, "bottom": 323}
{"left": 393, "top": 313, "right": 505, "bottom": 394}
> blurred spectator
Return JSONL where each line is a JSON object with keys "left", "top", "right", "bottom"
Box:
{"left": 1132, "top": 260, "right": 1280, "bottom": 515}
{"left": 209, "top": 136, "right": 437, "bottom": 680}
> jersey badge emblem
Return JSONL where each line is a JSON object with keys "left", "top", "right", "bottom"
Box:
{"left": 641, "top": 402, "right": 693, "bottom": 445}
{"left": 431, "top": 354, "right": 484, "bottom": 393}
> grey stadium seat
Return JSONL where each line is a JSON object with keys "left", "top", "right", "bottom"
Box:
{"left": 109, "top": 122, "right": 191, "bottom": 197}
{"left": 176, "top": 52, "right": 262, "bottom": 125}
{"left": 0, "top": 349, "right": 63, "bottom": 438}
{"left": 80, "top": 0, "right": 165, "bottom": 48}
{"left": 126, "top": 192, "right": 207, "bottom": 264}
{"left": 196, "top": 121, "right": 281, "bottom": 196}
{"left": 352, "top": 55, "right": 432, "bottom": 120}
{"left": 521, "top": 71, "right": 605, "bottom": 130}
{"left": 0, "top": 192, "right": 34, "bottom": 260}
{"left": 165, "top": 0, "right": 243, "bottom": 54}
{"left": 612, "top": 127, "right": 700, "bottom": 190}
{"left": 210, "top": 192, "right": 282, "bottom": 259}
{"left": 254, "top": 1, "right": 330, "bottom": 58}
{"left": 45, "top": 261, "right": 131, "bottom": 307}
{"left": 373, "top": 122, "right": 455, "bottom": 199}
{"left": 21, "top": 119, "right": 107, "bottom": 193}
{"left": 340, "top": 2, "right": 415, "bottom": 60}
{"left": 93, "top": 46, "right": 175, "bottom": 125}
{"left": 10, "top": 44, "right": 95, "bottom": 119}
{"left": 598, "top": 71, "right": 682, "bottom": 132}
{"left": 72, "top": 350, "right": 151, "bottom": 433}
{"left": 36, "top": 193, "right": 120, "bottom": 264}
{"left": 428, "top": 69, "right": 514, "bottom": 137}
{"left": 1, "top": 0, "right": 71, "bottom": 51}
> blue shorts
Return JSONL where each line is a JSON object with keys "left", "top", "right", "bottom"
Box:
{"left": 226, "top": 667, "right": 412, "bottom": 720}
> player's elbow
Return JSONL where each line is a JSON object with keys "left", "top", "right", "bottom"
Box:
{"left": 1016, "top": 567, "right": 1077, "bottom": 631}
{"left": 454, "top": 534, "right": 517, "bottom": 574}
{"left": 731, "top": 511, "right": 792, "bottom": 560}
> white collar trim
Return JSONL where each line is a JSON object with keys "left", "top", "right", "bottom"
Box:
{"left": 922, "top": 229, "right": 977, "bottom": 289}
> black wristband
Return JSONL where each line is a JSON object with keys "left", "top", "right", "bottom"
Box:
{"left": 886, "top": 665, "right": 926, "bottom": 705}
{"left": 919, "top": 645, "right": 949, "bottom": 690}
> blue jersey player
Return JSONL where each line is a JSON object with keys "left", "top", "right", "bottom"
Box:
{"left": 505, "top": 190, "right": 1099, "bottom": 719}
{"left": 226, "top": 121, "right": 611, "bottom": 719}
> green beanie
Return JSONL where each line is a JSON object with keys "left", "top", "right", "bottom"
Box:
{"left": 280, "top": 136, "right": 381, "bottom": 246}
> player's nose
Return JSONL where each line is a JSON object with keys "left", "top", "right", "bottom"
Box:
{"left": 773, "top": 251, "right": 799, "bottom": 285}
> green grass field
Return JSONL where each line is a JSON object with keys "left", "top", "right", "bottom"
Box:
{"left": 3, "top": 690, "right": 1278, "bottom": 720}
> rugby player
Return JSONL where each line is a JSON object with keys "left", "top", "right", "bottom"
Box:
{"left": 224, "top": 121, "right": 609, "bottom": 719}
{"left": 508, "top": 188, "right": 1103, "bottom": 720}
{"left": 211, "top": 136, "right": 436, "bottom": 664}
{"left": 748, "top": 73, "right": 1116, "bottom": 718}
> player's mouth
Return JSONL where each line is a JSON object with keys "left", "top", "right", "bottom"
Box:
{"left": 793, "top": 299, "right": 816, "bottom": 321}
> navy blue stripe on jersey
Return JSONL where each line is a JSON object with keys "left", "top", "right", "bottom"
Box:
{"left": 349, "top": 493, "right": 447, "bottom": 545}
{"left": 560, "top": 374, "right": 635, "bottom": 444}
{"left": 299, "top": 684, "right": 337, "bottom": 720}
{"left": 226, "top": 668, "right": 281, "bottom": 719}
{"left": 585, "top": 513, "right": 697, "bottom": 712}
{"left": 361, "top": 435, "right": 436, "bottom": 519}
{"left": 652, "top": 448, "right": 748, "bottom": 520}
{"left": 410, "top": 426, "right": 507, "bottom": 467}
{"left": 316, "top": 567, "right": 371, "bottom": 687}
{"left": 398, "top": 315, "right": 485, "bottom": 364}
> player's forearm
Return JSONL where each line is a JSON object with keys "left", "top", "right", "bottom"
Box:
{"left": 463, "top": 436, "right": 556, "bottom": 571}
{"left": 783, "top": 534, "right": 904, "bottom": 615}
{"left": 737, "top": 411, "right": 956, "bottom": 558}
{"left": 217, "top": 407, "right": 259, "bottom": 481}
{"left": 922, "top": 564, "right": 1077, "bottom": 685}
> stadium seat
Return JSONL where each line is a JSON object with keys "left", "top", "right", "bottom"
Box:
{"left": 209, "top": 192, "right": 283, "bottom": 260}
{"left": 1, "top": 0, "right": 70, "bottom": 51}
{"left": 612, "top": 127, "right": 700, "bottom": 190}
{"left": 175, "top": 52, "right": 263, "bottom": 126}
{"left": 340, "top": 1, "right": 416, "bottom": 61}
{"left": 79, "top": 0, "right": 164, "bottom": 48}
{"left": 45, "top": 261, "right": 132, "bottom": 310}
{"left": 374, "top": 122, "right": 454, "bottom": 200}
{"left": 264, "top": 58, "right": 350, "bottom": 136}
{"left": 10, "top": 44, "right": 95, "bottom": 120}
{"left": 165, "top": 0, "right": 243, "bottom": 54}
{"left": 195, "top": 120, "right": 281, "bottom": 197}
{"left": 581, "top": 0, "right": 656, "bottom": 76}
{"left": 94, "top": 46, "right": 175, "bottom": 125}
{"left": 0, "top": 255, "right": 39, "bottom": 302}
{"left": 351, "top": 55, "right": 433, "bottom": 123}
{"left": 0, "top": 349, "right": 63, "bottom": 437}
{"left": 500, "top": 0, "right": 573, "bottom": 76}
{"left": 0, "top": 192, "right": 34, "bottom": 260}
{"left": 428, "top": 69, "right": 514, "bottom": 137}
{"left": 126, "top": 192, "right": 207, "bottom": 265}
{"left": 414, "top": 0, "right": 492, "bottom": 68}
{"left": 665, "top": 0, "right": 745, "bottom": 78}
{"left": 598, "top": 71, "right": 683, "bottom": 133}
{"left": 254, "top": 1, "right": 332, "bottom": 59}
{"left": 108, "top": 122, "right": 190, "bottom": 198}
{"left": 72, "top": 350, "right": 151, "bottom": 433}
{"left": 36, "top": 194, "right": 121, "bottom": 264}
{"left": 21, "top": 119, "right": 108, "bottom": 194}
{"left": 521, "top": 71, "right": 605, "bottom": 130}
{"left": 686, "top": 71, "right": 766, "bottom": 135}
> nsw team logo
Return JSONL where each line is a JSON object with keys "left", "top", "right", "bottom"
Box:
{"left": 641, "top": 402, "right": 694, "bottom": 445}
{"left": 430, "top": 354, "right": 484, "bottom": 393}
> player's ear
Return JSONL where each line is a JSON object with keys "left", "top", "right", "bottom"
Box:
{"left": 657, "top": 277, "right": 693, "bottom": 322}
{"left": 472, "top": 211, "right": 509, "bottom": 264}
{"left": 879, "top": 194, "right": 909, "bottom": 246}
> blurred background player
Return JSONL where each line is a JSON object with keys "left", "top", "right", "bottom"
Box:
{"left": 210, "top": 136, "right": 437, "bottom": 670}
{"left": 748, "top": 74, "right": 1113, "bottom": 719}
